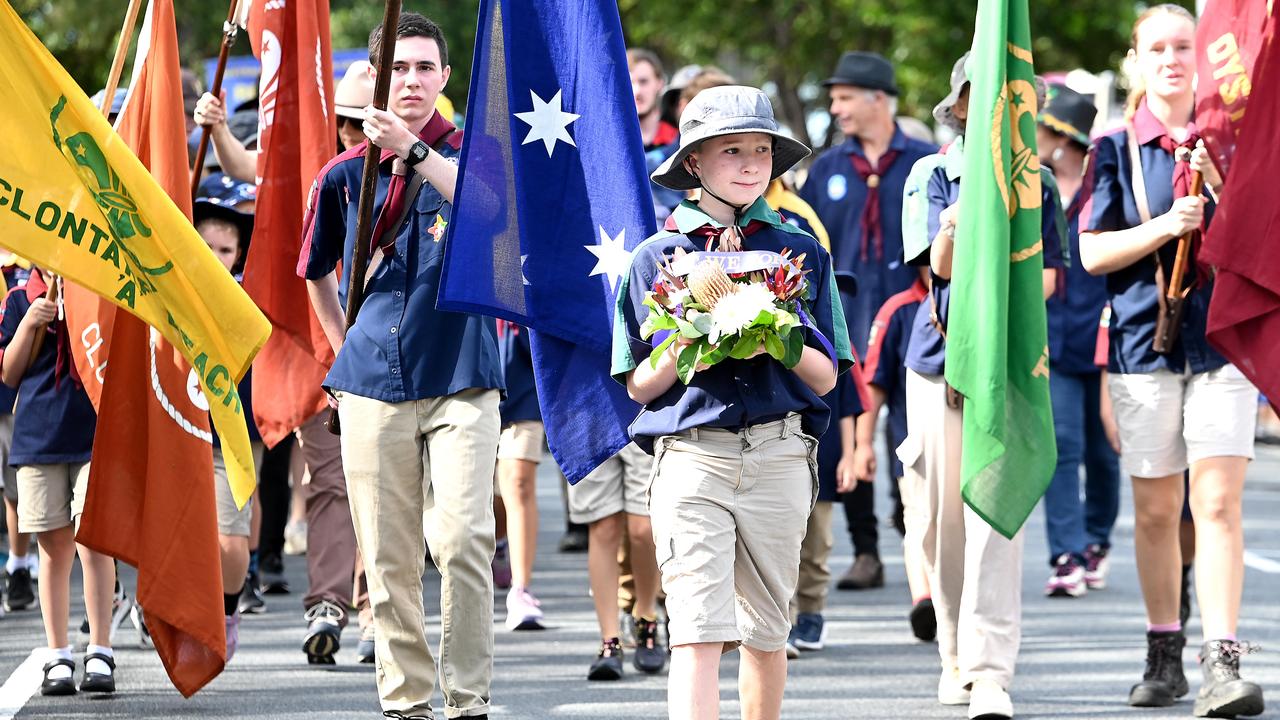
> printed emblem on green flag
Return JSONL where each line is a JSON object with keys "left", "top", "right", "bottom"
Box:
{"left": 944, "top": 0, "right": 1057, "bottom": 539}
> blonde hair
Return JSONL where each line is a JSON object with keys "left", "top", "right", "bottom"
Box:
{"left": 1124, "top": 3, "right": 1197, "bottom": 119}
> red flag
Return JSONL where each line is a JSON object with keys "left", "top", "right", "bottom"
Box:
{"left": 244, "top": 0, "right": 337, "bottom": 445}
{"left": 1195, "top": 0, "right": 1274, "bottom": 176}
{"left": 73, "top": 0, "right": 227, "bottom": 696}
{"left": 1202, "top": 8, "right": 1280, "bottom": 410}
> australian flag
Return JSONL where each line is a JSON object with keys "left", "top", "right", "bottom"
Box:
{"left": 439, "top": 0, "right": 656, "bottom": 483}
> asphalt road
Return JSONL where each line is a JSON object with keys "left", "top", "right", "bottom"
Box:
{"left": 2, "top": 446, "right": 1278, "bottom": 719}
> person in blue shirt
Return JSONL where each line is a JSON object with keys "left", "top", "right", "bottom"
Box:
{"left": 800, "top": 51, "right": 938, "bottom": 590}
{"left": 613, "top": 85, "right": 853, "bottom": 720}
{"left": 1078, "top": 7, "right": 1263, "bottom": 715}
{"left": 299, "top": 14, "right": 503, "bottom": 720}
{"left": 0, "top": 269, "right": 116, "bottom": 697}
{"left": 1035, "top": 84, "right": 1123, "bottom": 601}
{"left": 0, "top": 257, "right": 34, "bottom": 614}
{"left": 899, "top": 56, "right": 1064, "bottom": 720}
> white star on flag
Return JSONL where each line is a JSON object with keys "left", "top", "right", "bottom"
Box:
{"left": 586, "top": 226, "right": 632, "bottom": 294}
{"left": 514, "top": 89, "right": 580, "bottom": 157}
{"left": 520, "top": 254, "right": 531, "bottom": 286}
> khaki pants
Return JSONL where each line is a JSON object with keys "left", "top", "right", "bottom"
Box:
{"left": 899, "top": 370, "right": 1023, "bottom": 689}
{"left": 790, "top": 500, "right": 834, "bottom": 617}
{"left": 337, "top": 388, "right": 501, "bottom": 719}
{"left": 295, "top": 412, "right": 357, "bottom": 619}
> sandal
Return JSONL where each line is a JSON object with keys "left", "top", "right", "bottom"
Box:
{"left": 79, "top": 652, "right": 116, "bottom": 693}
{"left": 40, "top": 658, "right": 77, "bottom": 696}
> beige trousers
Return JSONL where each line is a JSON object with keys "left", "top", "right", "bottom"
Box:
{"left": 337, "top": 388, "right": 501, "bottom": 719}
{"left": 790, "top": 500, "right": 834, "bottom": 617}
{"left": 899, "top": 370, "right": 1023, "bottom": 689}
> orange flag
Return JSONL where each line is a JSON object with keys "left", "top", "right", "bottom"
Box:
{"left": 71, "top": 0, "right": 227, "bottom": 696}
{"left": 244, "top": 0, "right": 337, "bottom": 445}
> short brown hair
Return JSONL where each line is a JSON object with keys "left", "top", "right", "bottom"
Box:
{"left": 626, "top": 48, "right": 665, "bottom": 80}
{"left": 369, "top": 12, "right": 448, "bottom": 68}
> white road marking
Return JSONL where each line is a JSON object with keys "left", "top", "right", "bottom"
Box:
{"left": 1244, "top": 549, "right": 1280, "bottom": 574}
{"left": 0, "top": 650, "right": 42, "bottom": 720}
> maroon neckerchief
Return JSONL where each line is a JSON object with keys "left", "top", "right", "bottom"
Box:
{"left": 367, "top": 110, "right": 459, "bottom": 255}
{"left": 24, "top": 270, "right": 81, "bottom": 390}
{"left": 1144, "top": 107, "right": 1204, "bottom": 273}
{"left": 849, "top": 149, "right": 901, "bottom": 263}
{"left": 662, "top": 214, "right": 771, "bottom": 251}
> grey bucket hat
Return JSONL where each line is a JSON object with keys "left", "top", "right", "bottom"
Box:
{"left": 651, "top": 85, "right": 811, "bottom": 192}
{"left": 933, "top": 53, "right": 972, "bottom": 134}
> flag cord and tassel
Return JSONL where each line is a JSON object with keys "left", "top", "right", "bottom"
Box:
{"left": 189, "top": 0, "right": 246, "bottom": 201}
{"left": 324, "top": 0, "right": 402, "bottom": 436}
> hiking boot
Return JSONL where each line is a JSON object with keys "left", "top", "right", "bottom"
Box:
{"left": 1129, "top": 629, "right": 1189, "bottom": 707}
{"left": 1194, "top": 640, "right": 1264, "bottom": 718}
{"left": 1180, "top": 564, "right": 1193, "bottom": 630}
{"left": 558, "top": 527, "right": 589, "bottom": 553}
{"left": 491, "top": 539, "right": 512, "bottom": 591}
{"left": 504, "top": 587, "right": 544, "bottom": 631}
{"left": 791, "top": 613, "right": 827, "bottom": 652}
{"left": 836, "top": 554, "right": 884, "bottom": 590}
{"left": 1045, "top": 553, "right": 1088, "bottom": 598}
{"left": 1083, "top": 544, "right": 1110, "bottom": 590}
{"left": 632, "top": 616, "right": 665, "bottom": 673}
{"left": 4, "top": 567, "right": 35, "bottom": 611}
{"left": 588, "top": 638, "right": 624, "bottom": 681}
{"left": 302, "top": 599, "right": 345, "bottom": 664}
{"left": 260, "top": 552, "right": 290, "bottom": 594}
{"left": 909, "top": 598, "right": 937, "bottom": 642}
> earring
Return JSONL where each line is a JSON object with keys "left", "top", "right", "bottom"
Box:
{"left": 1051, "top": 147, "right": 1064, "bottom": 163}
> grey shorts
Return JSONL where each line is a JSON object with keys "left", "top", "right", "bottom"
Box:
{"left": 214, "top": 442, "right": 263, "bottom": 537}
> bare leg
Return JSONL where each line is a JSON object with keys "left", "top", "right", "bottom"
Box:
{"left": 588, "top": 513, "right": 623, "bottom": 639}
{"left": 1131, "top": 474, "right": 1184, "bottom": 625}
{"left": 498, "top": 458, "right": 539, "bottom": 588}
{"left": 739, "top": 645, "right": 788, "bottom": 720}
{"left": 1188, "top": 456, "right": 1248, "bottom": 638}
{"left": 669, "top": 642, "right": 722, "bottom": 720}
{"left": 625, "top": 513, "right": 659, "bottom": 619}
{"left": 219, "top": 535, "right": 250, "bottom": 594}
{"left": 77, "top": 543, "right": 116, "bottom": 648}
{"left": 36, "top": 526, "right": 75, "bottom": 648}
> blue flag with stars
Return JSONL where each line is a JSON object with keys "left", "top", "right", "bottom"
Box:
{"left": 439, "top": 0, "right": 656, "bottom": 483}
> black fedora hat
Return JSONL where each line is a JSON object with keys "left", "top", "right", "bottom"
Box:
{"left": 1039, "top": 84, "right": 1097, "bottom": 147}
{"left": 822, "top": 52, "right": 899, "bottom": 96}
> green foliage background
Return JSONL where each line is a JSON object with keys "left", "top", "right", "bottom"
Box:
{"left": 17, "top": 0, "right": 1194, "bottom": 148}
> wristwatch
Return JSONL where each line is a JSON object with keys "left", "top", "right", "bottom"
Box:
{"left": 406, "top": 139, "right": 430, "bottom": 166}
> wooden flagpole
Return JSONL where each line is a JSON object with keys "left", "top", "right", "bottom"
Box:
{"left": 190, "top": 0, "right": 247, "bottom": 201}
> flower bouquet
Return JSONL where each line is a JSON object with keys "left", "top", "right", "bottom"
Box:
{"left": 639, "top": 248, "right": 812, "bottom": 384}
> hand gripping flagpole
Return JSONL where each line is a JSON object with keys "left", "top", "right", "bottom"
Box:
{"left": 190, "top": 0, "right": 250, "bottom": 202}
{"left": 325, "top": 0, "right": 402, "bottom": 435}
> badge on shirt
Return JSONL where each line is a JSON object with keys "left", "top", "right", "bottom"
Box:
{"left": 428, "top": 214, "right": 448, "bottom": 242}
{"left": 827, "top": 174, "right": 848, "bottom": 201}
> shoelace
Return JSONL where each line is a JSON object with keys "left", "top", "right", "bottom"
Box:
{"left": 1203, "top": 641, "right": 1261, "bottom": 682}
{"left": 304, "top": 599, "right": 346, "bottom": 623}
{"left": 599, "top": 638, "right": 622, "bottom": 658}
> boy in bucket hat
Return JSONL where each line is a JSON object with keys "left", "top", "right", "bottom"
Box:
{"left": 612, "top": 85, "right": 855, "bottom": 719}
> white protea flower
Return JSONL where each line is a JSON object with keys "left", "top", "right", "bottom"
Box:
{"left": 709, "top": 282, "right": 777, "bottom": 334}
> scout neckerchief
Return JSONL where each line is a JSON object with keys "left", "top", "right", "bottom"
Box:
{"left": 366, "top": 110, "right": 460, "bottom": 256}
{"left": 849, "top": 148, "right": 901, "bottom": 263}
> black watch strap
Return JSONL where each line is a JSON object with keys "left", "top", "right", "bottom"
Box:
{"left": 406, "top": 139, "right": 429, "bottom": 166}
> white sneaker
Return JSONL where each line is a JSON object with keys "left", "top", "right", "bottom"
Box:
{"left": 968, "top": 679, "right": 1013, "bottom": 719}
{"left": 505, "top": 587, "right": 544, "bottom": 631}
{"left": 283, "top": 521, "right": 308, "bottom": 556}
{"left": 939, "top": 667, "right": 972, "bottom": 705}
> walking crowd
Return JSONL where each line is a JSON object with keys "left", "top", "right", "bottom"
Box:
{"left": 1, "top": 4, "right": 1276, "bottom": 720}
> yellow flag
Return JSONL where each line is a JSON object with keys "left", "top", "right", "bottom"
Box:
{"left": 0, "top": 0, "right": 270, "bottom": 505}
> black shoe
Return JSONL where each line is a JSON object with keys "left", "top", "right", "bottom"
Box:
{"left": 558, "top": 528, "right": 589, "bottom": 553}
{"left": 909, "top": 598, "right": 937, "bottom": 642}
{"left": 40, "top": 658, "right": 77, "bottom": 696}
{"left": 4, "top": 567, "right": 35, "bottom": 611}
{"left": 238, "top": 571, "right": 267, "bottom": 615}
{"left": 1129, "top": 629, "right": 1189, "bottom": 707}
{"left": 1194, "top": 639, "right": 1265, "bottom": 718}
{"left": 260, "top": 553, "right": 290, "bottom": 594}
{"left": 588, "top": 638, "right": 624, "bottom": 681}
{"left": 79, "top": 652, "right": 116, "bottom": 693}
{"left": 836, "top": 554, "right": 884, "bottom": 590}
{"left": 1180, "top": 564, "right": 1193, "bottom": 630}
{"left": 632, "top": 617, "right": 665, "bottom": 674}
{"left": 303, "top": 600, "right": 344, "bottom": 665}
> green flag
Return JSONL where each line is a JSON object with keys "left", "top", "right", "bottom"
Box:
{"left": 945, "top": 0, "right": 1056, "bottom": 539}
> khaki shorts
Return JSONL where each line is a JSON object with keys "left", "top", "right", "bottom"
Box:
{"left": 648, "top": 415, "right": 817, "bottom": 653}
{"left": 213, "top": 442, "right": 264, "bottom": 537}
{"left": 567, "top": 442, "right": 652, "bottom": 524}
{"left": 0, "top": 414, "right": 17, "bottom": 503}
{"left": 16, "top": 461, "right": 91, "bottom": 533}
{"left": 1108, "top": 364, "right": 1257, "bottom": 479}
{"left": 497, "top": 420, "right": 545, "bottom": 463}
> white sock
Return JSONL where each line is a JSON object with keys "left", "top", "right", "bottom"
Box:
{"left": 85, "top": 644, "right": 114, "bottom": 676}
{"left": 4, "top": 553, "right": 23, "bottom": 575}
{"left": 45, "top": 646, "right": 73, "bottom": 680}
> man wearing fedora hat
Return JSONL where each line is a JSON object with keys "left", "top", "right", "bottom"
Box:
{"left": 1036, "top": 84, "right": 1122, "bottom": 601}
{"left": 800, "top": 50, "right": 938, "bottom": 594}
{"left": 615, "top": 85, "right": 852, "bottom": 719}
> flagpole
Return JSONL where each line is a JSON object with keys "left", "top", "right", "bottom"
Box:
{"left": 325, "top": 0, "right": 401, "bottom": 435}
{"left": 99, "top": 0, "right": 146, "bottom": 116}
{"left": 190, "top": 0, "right": 246, "bottom": 201}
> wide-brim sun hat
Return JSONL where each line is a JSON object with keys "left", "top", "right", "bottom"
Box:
{"left": 335, "top": 60, "right": 374, "bottom": 120}
{"left": 933, "top": 52, "right": 972, "bottom": 134}
{"left": 651, "top": 85, "right": 810, "bottom": 192}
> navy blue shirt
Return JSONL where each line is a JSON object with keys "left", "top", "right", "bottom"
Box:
{"left": 864, "top": 279, "right": 927, "bottom": 478}
{"left": 0, "top": 265, "right": 30, "bottom": 415}
{"left": 903, "top": 141, "right": 1066, "bottom": 375}
{"left": 611, "top": 199, "right": 855, "bottom": 452}
{"left": 1047, "top": 193, "right": 1109, "bottom": 375}
{"left": 1080, "top": 101, "right": 1224, "bottom": 375}
{"left": 498, "top": 322, "right": 540, "bottom": 425}
{"left": 0, "top": 279, "right": 96, "bottom": 465}
{"left": 212, "top": 371, "right": 260, "bottom": 448}
{"left": 298, "top": 118, "right": 504, "bottom": 402}
{"left": 799, "top": 125, "right": 938, "bottom": 357}
{"left": 816, "top": 371, "right": 862, "bottom": 502}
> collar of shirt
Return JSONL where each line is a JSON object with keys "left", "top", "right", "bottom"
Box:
{"left": 944, "top": 135, "right": 965, "bottom": 181}
{"left": 25, "top": 267, "right": 48, "bottom": 301}
{"left": 375, "top": 109, "right": 458, "bottom": 164}
{"left": 840, "top": 123, "right": 910, "bottom": 158}
{"left": 665, "top": 197, "right": 787, "bottom": 235}
{"left": 1132, "top": 99, "right": 1183, "bottom": 146}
